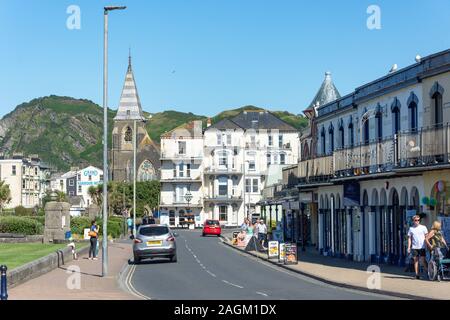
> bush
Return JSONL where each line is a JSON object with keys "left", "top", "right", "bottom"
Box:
{"left": 14, "top": 206, "right": 35, "bottom": 216}
{"left": 70, "top": 217, "right": 91, "bottom": 235}
{"left": 0, "top": 216, "right": 44, "bottom": 235}
{"left": 22, "top": 216, "right": 45, "bottom": 225}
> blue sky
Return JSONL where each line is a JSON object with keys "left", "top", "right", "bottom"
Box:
{"left": 0, "top": 0, "right": 449, "bottom": 117}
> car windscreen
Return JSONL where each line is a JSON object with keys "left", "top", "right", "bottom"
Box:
{"left": 139, "top": 226, "right": 169, "bottom": 236}
{"left": 206, "top": 220, "right": 220, "bottom": 226}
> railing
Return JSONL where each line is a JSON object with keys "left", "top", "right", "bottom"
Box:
{"left": 160, "top": 175, "right": 201, "bottom": 181}
{"left": 160, "top": 152, "right": 203, "bottom": 159}
{"left": 204, "top": 192, "right": 243, "bottom": 200}
{"left": 204, "top": 164, "right": 244, "bottom": 174}
{"left": 298, "top": 124, "right": 450, "bottom": 183}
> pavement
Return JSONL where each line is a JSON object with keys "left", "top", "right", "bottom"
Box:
{"left": 9, "top": 240, "right": 136, "bottom": 300}
{"left": 128, "top": 229, "right": 395, "bottom": 300}
{"left": 221, "top": 229, "right": 450, "bottom": 300}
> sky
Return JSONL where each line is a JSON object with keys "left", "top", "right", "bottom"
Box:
{"left": 0, "top": 0, "right": 449, "bottom": 118}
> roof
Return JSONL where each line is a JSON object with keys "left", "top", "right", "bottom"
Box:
{"left": 208, "top": 110, "right": 297, "bottom": 131}
{"left": 161, "top": 120, "right": 203, "bottom": 139}
{"left": 114, "top": 55, "right": 145, "bottom": 121}
{"left": 306, "top": 72, "right": 341, "bottom": 110}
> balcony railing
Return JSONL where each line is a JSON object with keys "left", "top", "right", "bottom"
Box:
{"left": 160, "top": 175, "right": 201, "bottom": 181}
{"left": 298, "top": 124, "right": 450, "bottom": 184}
{"left": 203, "top": 164, "right": 243, "bottom": 174}
{"left": 204, "top": 191, "right": 243, "bottom": 201}
{"left": 160, "top": 152, "right": 202, "bottom": 160}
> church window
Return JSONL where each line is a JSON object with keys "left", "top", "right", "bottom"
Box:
{"left": 124, "top": 127, "right": 132, "bottom": 142}
{"left": 138, "top": 160, "right": 156, "bottom": 181}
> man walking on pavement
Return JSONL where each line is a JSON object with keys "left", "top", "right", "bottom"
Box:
{"left": 407, "top": 215, "right": 428, "bottom": 279}
{"left": 258, "top": 219, "right": 267, "bottom": 248}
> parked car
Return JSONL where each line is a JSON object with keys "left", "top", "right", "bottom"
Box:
{"left": 202, "top": 219, "right": 222, "bottom": 237}
{"left": 133, "top": 224, "right": 178, "bottom": 264}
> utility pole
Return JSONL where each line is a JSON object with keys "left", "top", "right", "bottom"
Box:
{"left": 102, "top": 5, "right": 126, "bottom": 278}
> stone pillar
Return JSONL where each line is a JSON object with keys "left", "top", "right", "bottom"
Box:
{"left": 318, "top": 209, "right": 324, "bottom": 254}
{"left": 87, "top": 204, "right": 100, "bottom": 220}
{"left": 346, "top": 208, "right": 353, "bottom": 258}
{"left": 44, "top": 194, "right": 71, "bottom": 243}
{"left": 368, "top": 207, "right": 376, "bottom": 261}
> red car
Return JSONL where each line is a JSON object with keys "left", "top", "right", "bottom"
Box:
{"left": 202, "top": 220, "right": 222, "bottom": 237}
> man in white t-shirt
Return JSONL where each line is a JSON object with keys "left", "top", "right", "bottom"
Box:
{"left": 407, "top": 215, "right": 428, "bottom": 279}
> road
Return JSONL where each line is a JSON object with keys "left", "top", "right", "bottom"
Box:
{"left": 128, "top": 229, "right": 395, "bottom": 300}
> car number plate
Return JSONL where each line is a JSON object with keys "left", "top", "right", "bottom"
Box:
{"left": 146, "top": 240, "right": 162, "bottom": 246}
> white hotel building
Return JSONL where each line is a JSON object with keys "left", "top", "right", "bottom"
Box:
{"left": 159, "top": 111, "right": 300, "bottom": 227}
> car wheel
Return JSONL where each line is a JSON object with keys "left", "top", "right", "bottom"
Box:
{"left": 134, "top": 256, "right": 141, "bottom": 265}
{"left": 202, "top": 233, "right": 206, "bottom": 237}
{"left": 170, "top": 254, "right": 178, "bottom": 263}
{"left": 217, "top": 234, "right": 221, "bottom": 237}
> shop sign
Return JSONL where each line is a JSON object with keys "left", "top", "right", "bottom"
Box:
{"left": 268, "top": 241, "right": 279, "bottom": 258}
{"left": 284, "top": 243, "right": 298, "bottom": 265}
{"left": 279, "top": 243, "right": 285, "bottom": 262}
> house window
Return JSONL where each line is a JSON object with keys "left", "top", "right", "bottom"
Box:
{"left": 280, "top": 153, "right": 286, "bottom": 165}
{"left": 278, "top": 135, "right": 283, "bottom": 148}
{"left": 219, "top": 152, "right": 227, "bottom": 167}
{"left": 245, "top": 179, "right": 251, "bottom": 193}
{"left": 409, "top": 102, "right": 418, "bottom": 131}
{"left": 376, "top": 111, "right": 383, "bottom": 140}
{"left": 252, "top": 178, "right": 258, "bottom": 193}
{"left": 218, "top": 176, "right": 228, "bottom": 196}
{"left": 363, "top": 117, "right": 369, "bottom": 144}
{"left": 217, "top": 133, "right": 222, "bottom": 145}
{"left": 392, "top": 107, "right": 400, "bottom": 135}
{"left": 69, "top": 179, "right": 74, "bottom": 186}
{"left": 433, "top": 92, "right": 443, "bottom": 127}
{"left": 250, "top": 135, "right": 256, "bottom": 146}
{"left": 178, "top": 141, "right": 186, "bottom": 155}
{"left": 78, "top": 185, "right": 82, "bottom": 193}
{"left": 22, "top": 166, "right": 25, "bottom": 175}
{"left": 34, "top": 168, "right": 38, "bottom": 175}
{"left": 22, "top": 179, "right": 25, "bottom": 189}
{"left": 338, "top": 126, "right": 344, "bottom": 148}
{"left": 269, "top": 135, "right": 273, "bottom": 146}
{"left": 12, "top": 165, "right": 16, "bottom": 176}
{"left": 348, "top": 122, "right": 354, "bottom": 147}
{"left": 186, "top": 164, "right": 191, "bottom": 177}
{"left": 178, "top": 163, "right": 184, "bottom": 178}
{"left": 267, "top": 153, "right": 271, "bottom": 165}
{"left": 77, "top": 173, "right": 81, "bottom": 180}
{"left": 219, "top": 205, "right": 228, "bottom": 222}
{"left": 173, "top": 164, "right": 177, "bottom": 178}
{"left": 88, "top": 175, "right": 92, "bottom": 181}
{"left": 328, "top": 125, "right": 334, "bottom": 153}
{"left": 248, "top": 160, "right": 255, "bottom": 171}
{"left": 320, "top": 128, "right": 326, "bottom": 155}
{"left": 227, "top": 134, "right": 232, "bottom": 145}
{"left": 100, "top": 175, "right": 103, "bottom": 181}
{"left": 69, "top": 191, "right": 74, "bottom": 196}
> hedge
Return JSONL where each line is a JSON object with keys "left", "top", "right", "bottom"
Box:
{"left": 0, "top": 216, "right": 44, "bottom": 235}
{"left": 71, "top": 216, "right": 125, "bottom": 239}
{"left": 14, "top": 206, "right": 35, "bottom": 216}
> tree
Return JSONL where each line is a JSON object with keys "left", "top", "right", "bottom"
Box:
{"left": 0, "top": 181, "right": 11, "bottom": 213}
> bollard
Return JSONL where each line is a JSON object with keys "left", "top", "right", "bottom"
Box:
{"left": 0, "top": 265, "right": 7, "bottom": 300}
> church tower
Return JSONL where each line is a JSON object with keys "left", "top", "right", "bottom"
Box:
{"left": 110, "top": 55, "right": 160, "bottom": 182}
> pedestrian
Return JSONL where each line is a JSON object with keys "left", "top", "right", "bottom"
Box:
{"left": 240, "top": 218, "right": 249, "bottom": 231}
{"left": 425, "top": 221, "right": 448, "bottom": 260}
{"left": 127, "top": 216, "right": 133, "bottom": 238}
{"left": 407, "top": 215, "right": 428, "bottom": 279}
{"left": 258, "top": 219, "right": 268, "bottom": 248}
{"left": 88, "top": 220, "right": 99, "bottom": 261}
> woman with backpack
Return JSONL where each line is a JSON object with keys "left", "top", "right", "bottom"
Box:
{"left": 88, "top": 220, "right": 99, "bottom": 261}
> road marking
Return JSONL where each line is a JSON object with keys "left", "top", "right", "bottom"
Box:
{"left": 222, "top": 280, "right": 244, "bottom": 289}
{"left": 256, "top": 291, "right": 268, "bottom": 297}
{"left": 206, "top": 270, "right": 216, "bottom": 277}
{"left": 124, "top": 264, "right": 151, "bottom": 300}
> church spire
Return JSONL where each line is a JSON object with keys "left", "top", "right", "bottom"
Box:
{"left": 114, "top": 53, "right": 145, "bottom": 121}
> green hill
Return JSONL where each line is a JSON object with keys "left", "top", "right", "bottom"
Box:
{"left": 0, "top": 96, "right": 308, "bottom": 171}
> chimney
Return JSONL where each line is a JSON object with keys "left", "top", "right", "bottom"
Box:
{"left": 207, "top": 118, "right": 212, "bottom": 128}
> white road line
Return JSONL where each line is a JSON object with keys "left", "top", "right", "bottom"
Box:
{"left": 222, "top": 280, "right": 244, "bottom": 289}
{"left": 124, "top": 264, "right": 151, "bottom": 300}
{"left": 256, "top": 291, "right": 269, "bottom": 297}
{"left": 206, "top": 270, "right": 217, "bottom": 277}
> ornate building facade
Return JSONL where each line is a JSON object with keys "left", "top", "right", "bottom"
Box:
{"left": 110, "top": 57, "right": 160, "bottom": 182}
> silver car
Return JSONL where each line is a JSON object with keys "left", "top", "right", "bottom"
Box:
{"left": 133, "top": 224, "right": 178, "bottom": 264}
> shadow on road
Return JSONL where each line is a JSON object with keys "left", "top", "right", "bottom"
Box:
{"left": 128, "top": 258, "right": 173, "bottom": 265}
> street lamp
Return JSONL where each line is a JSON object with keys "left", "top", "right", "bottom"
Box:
{"left": 184, "top": 190, "right": 193, "bottom": 227}
{"left": 102, "top": 5, "right": 126, "bottom": 278}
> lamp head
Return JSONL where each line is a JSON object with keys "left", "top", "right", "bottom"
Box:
{"left": 104, "top": 6, "right": 127, "bottom": 13}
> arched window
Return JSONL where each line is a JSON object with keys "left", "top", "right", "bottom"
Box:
{"left": 348, "top": 118, "right": 354, "bottom": 147}
{"left": 433, "top": 92, "right": 443, "bottom": 127}
{"left": 280, "top": 153, "right": 286, "bottom": 165}
{"left": 362, "top": 115, "right": 370, "bottom": 144}
{"left": 409, "top": 102, "right": 418, "bottom": 131}
{"left": 328, "top": 123, "right": 334, "bottom": 153}
{"left": 391, "top": 98, "right": 401, "bottom": 135}
{"left": 338, "top": 120, "right": 344, "bottom": 148}
{"left": 124, "top": 126, "right": 132, "bottom": 142}
{"left": 375, "top": 107, "right": 383, "bottom": 140}
{"left": 138, "top": 160, "right": 156, "bottom": 181}
{"left": 320, "top": 127, "right": 326, "bottom": 155}
{"left": 430, "top": 82, "right": 445, "bottom": 127}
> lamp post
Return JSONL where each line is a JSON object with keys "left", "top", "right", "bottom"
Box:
{"left": 184, "top": 190, "right": 193, "bottom": 227}
{"left": 102, "top": 5, "right": 126, "bottom": 278}
{"left": 133, "top": 119, "right": 137, "bottom": 237}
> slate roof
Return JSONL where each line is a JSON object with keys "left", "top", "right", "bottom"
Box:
{"left": 306, "top": 72, "right": 341, "bottom": 110}
{"left": 114, "top": 55, "right": 145, "bottom": 121}
{"left": 208, "top": 110, "right": 297, "bottom": 131}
